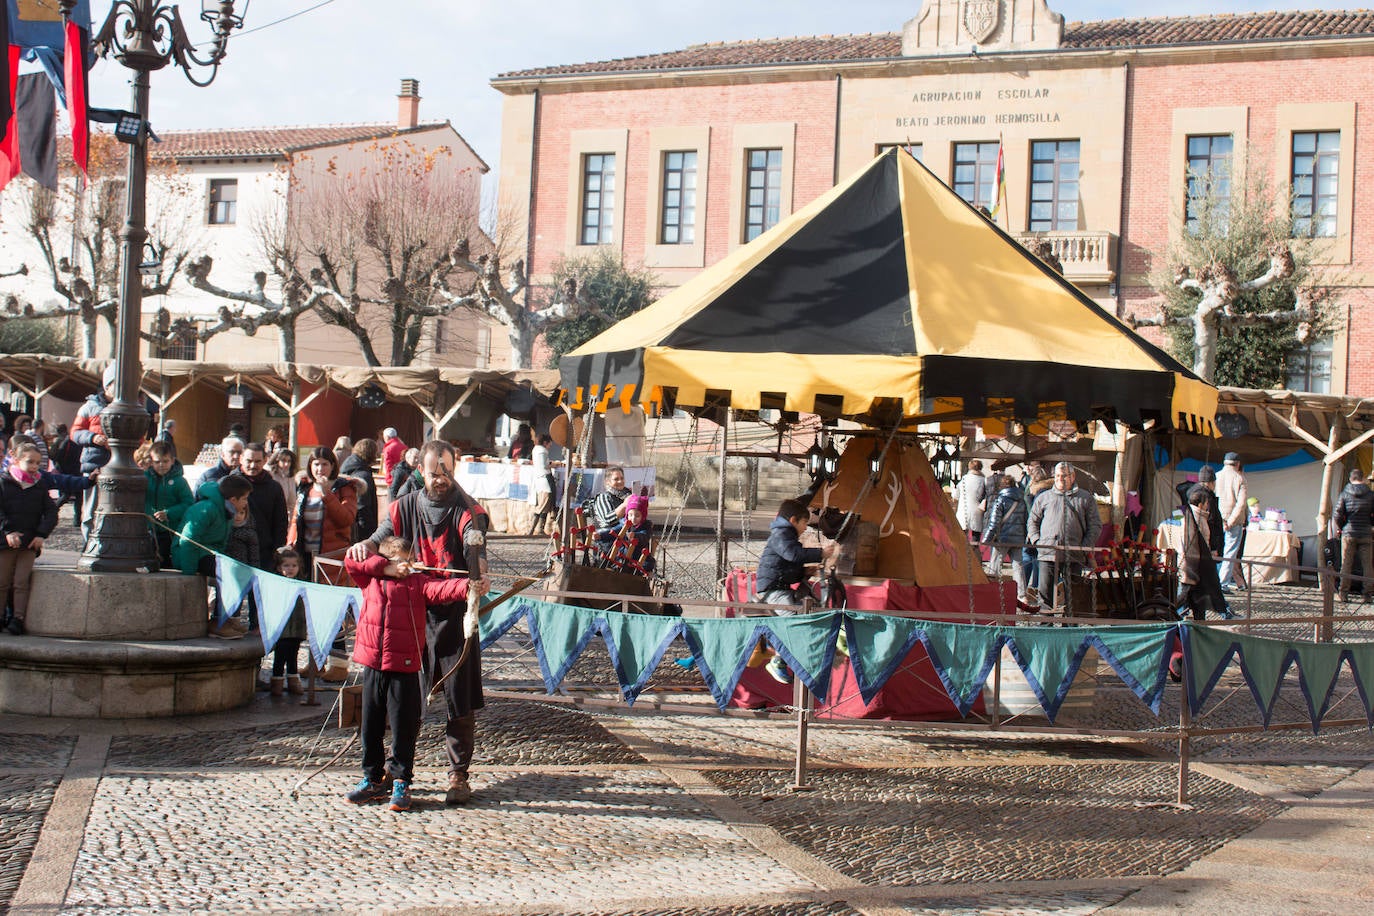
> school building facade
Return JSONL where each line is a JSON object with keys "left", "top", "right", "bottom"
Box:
{"left": 492, "top": 0, "right": 1374, "bottom": 395}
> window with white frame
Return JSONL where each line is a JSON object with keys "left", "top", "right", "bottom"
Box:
{"left": 579, "top": 153, "right": 616, "bottom": 245}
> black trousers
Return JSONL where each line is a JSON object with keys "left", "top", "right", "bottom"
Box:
{"left": 360, "top": 666, "right": 423, "bottom": 783}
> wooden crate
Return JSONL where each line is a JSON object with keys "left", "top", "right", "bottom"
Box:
{"left": 555, "top": 562, "right": 657, "bottom": 614}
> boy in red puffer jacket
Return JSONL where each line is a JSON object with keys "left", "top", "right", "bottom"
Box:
{"left": 343, "top": 536, "right": 472, "bottom": 812}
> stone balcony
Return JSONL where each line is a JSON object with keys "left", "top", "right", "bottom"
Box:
{"left": 1013, "top": 230, "right": 1117, "bottom": 286}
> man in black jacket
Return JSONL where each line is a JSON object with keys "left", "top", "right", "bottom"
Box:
{"left": 235, "top": 443, "right": 288, "bottom": 643}
{"left": 1335, "top": 468, "right": 1374, "bottom": 603}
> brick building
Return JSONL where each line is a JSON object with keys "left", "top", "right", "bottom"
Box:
{"left": 493, "top": 0, "right": 1374, "bottom": 394}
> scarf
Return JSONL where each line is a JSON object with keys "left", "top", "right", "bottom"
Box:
{"left": 8, "top": 465, "right": 38, "bottom": 487}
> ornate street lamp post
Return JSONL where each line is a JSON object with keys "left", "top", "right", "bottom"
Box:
{"left": 69, "top": 0, "right": 249, "bottom": 572}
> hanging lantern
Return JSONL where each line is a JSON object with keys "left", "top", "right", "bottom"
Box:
{"left": 867, "top": 440, "right": 884, "bottom": 481}
{"left": 821, "top": 436, "right": 841, "bottom": 481}
{"left": 805, "top": 435, "right": 824, "bottom": 478}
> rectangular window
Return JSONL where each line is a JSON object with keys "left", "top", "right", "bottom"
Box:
{"left": 1286, "top": 335, "right": 1334, "bottom": 394}
{"left": 1028, "top": 140, "right": 1080, "bottom": 232}
{"left": 877, "top": 142, "right": 924, "bottom": 163}
{"left": 1292, "top": 130, "right": 1339, "bottom": 238}
{"left": 952, "top": 141, "right": 1000, "bottom": 210}
{"left": 208, "top": 179, "right": 237, "bottom": 225}
{"left": 660, "top": 150, "right": 697, "bottom": 245}
{"left": 1185, "top": 134, "right": 1233, "bottom": 233}
{"left": 743, "top": 148, "right": 783, "bottom": 242}
{"left": 579, "top": 153, "right": 616, "bottom": 245}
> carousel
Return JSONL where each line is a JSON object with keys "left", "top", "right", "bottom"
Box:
{"left": 550, "top": 148, "right": 1219, "bottom": 720}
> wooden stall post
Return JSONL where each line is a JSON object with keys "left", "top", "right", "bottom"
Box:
{"left": 1177, "top": 630, "right": 1191, "bottom": 805}
{"left": 715, "top": 408, "right": 731, "bottom": 584}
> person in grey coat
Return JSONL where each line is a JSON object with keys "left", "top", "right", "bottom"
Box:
{"left": 1027, "top": 462, "right": 1102, "bottom": 611}
{"left": 1334, "top": 468, "right": 1374, "bottom": 602}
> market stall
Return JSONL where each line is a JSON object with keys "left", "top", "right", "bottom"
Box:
{"left": 454, "top": 460, "right": 656, "bottom": 534}
{"left": 1155, "top": 522, "right": 1300, "bottom": 586}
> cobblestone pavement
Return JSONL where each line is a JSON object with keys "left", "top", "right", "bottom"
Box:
{"left": 3, "top": 686, "right": 1369, "bottom": 915}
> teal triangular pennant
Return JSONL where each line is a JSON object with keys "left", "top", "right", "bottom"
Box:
{"left": 1003, "top": 626, "right": 1093, "bottom": 723}
{"left": 681, "top": 615, "right": 781, "bottom": 709}
{"left": 759, "top": 612, "right": 840, "bottom": 702}
{"left": 918, "top": 621, "right": 1001, "bottom": 716}
{"left": 527, "top": 601, "right": 602, "bottom": 694}
{"left": 255, "top": 571, "right": 304, "bottom": 656}
{"left": 480, "top": 594, "right": 534, "bottom": 648}
{"left": 214, "top": 554, "right": 256, "bottom": 624}
{"left": 1091, "top": 624, "right": 1176, "bottom": 714}
{"left": 1183, "top": 623, "right": 1240, "bottom": 714}
{"left": 845, "top": 611, "right": 923, "bottom": 704}
{"left": 1234, "top": 633, "right": 1298, "bottom": 725}
{"left": 302, "top": 581, "right": 361, "bottom": 669}
{"left": 1293, "top": 642, "right": 1350, "bottom": 731}
{"left": 1348, "top": 643, "right": 1374, "bottom": 724}
{"left": 598, "top": 611, "right": 685, "bottom": 704}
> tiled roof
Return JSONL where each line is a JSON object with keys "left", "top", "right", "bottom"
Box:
{"left": 151, "top": 121, "right": 453, "bottom": 160}
{"left": 494, "top": 9, "right": 1374, "bottom": 80}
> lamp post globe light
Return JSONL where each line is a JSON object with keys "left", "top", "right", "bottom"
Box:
{"left": 67, "top": 0, "right": 249, "bottom": 572}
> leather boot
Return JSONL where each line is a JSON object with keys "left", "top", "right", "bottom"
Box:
{"left": 445, "top": 714, "right": 476, "bottom": 805}
{"left": 286, "top": 675, "right": 305, "bottom": 695}
{"left": 270, "top": 677, "right": 285, "bottom": 697}
{"left": 445, "top": 771, "right": 472, "bottom": 806}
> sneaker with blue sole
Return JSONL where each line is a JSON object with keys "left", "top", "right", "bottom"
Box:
{"left": 346, "top": 777, "right": 390, "bottom": 805}
{"left": 389, "top": 780, "right": 412, "bottom": 812}
{"left": 765, "top": 655, "right": 793, "bottom": 685}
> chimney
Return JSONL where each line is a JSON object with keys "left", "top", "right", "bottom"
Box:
{"left": 398, "top": 78, "right": 421, "bottom": 129}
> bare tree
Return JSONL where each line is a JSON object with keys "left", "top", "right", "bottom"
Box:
{"left": 0, "top": 134, "right": 199, "bottom": 358}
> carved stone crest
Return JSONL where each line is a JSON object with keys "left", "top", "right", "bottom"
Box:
{"left": 962, "top": 0, "right": 1001, "bottom": 44}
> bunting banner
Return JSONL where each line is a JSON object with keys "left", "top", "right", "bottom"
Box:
{"left": 202, "top": 556, "right": 1374, "bottom": 732}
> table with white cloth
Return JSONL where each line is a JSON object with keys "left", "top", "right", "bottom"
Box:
{"left": 1155, "top": 521, "right": 1300, "bottom": 585}
{"left": 452, "top": 462, "right": 655, "bottom": 534}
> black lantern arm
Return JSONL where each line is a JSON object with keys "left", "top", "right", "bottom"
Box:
{"left": 85, "top": 1, "right": 245, "bottom": 88}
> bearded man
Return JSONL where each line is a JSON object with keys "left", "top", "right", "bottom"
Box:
{"left": 347, "top": 440, "right": 490, "bottom": 805}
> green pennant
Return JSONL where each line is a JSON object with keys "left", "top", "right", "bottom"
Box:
{"left": 681, "top": 615, "right": 782, "bottom": 708}
{"left": 845, "top": 611, "right": 922, "bottom": 704}
{"left": 1293, "top": 642, "right": 1350, "bottom": 729}
{"left": 1348, "top": 643, "right": 1374, "bottom": 721}
{"left": 918, "top": 621, "right": 1000, "bottom": 715}
{"left": 1092, "top": 624, "right": 1175, "bottom": 711}
{"left": 528, "top": 601, "right": 603, "bottom": 693}
{"left": 598, "top": 611, "right": 684, "bottom": 703}
{"left": 480, "top": 591, "right": 530, "bottom": 644}
{"left": 1183, "top": 623, "right": 1236, "bottom": 712}
{"left": 1233, "top": 632, "right": 1297, "bottom": 723}
{"left": 760, "top": 613, "right": 841, "bottom": 701}
{"left": 1003, "top": 627, "right": 1093, "bottom": 722}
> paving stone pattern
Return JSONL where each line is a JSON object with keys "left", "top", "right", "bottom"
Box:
{"left": 549, "top": 905, "right": 859, "bottom": 916}
{"left": 0, "top": 733, "right": 76, "bottom": 769}
{"left": 63, "top": 768, "right": 817, "bottom": 913}
{"left": 705, "top": 764, "right": 1286, "bottom": 885}
{"left": 0, "top": 775, "right": 60, "bottom": 911}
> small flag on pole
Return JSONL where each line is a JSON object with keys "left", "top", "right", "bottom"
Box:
{"left": 989, "top": 138, "right": 1008, "bottom": 225}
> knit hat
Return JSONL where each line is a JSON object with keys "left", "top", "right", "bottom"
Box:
{"left": 101, "top": 363, "right": 117, "bottom": 390}
{"left": 623, "top": 494, "right": 648, "bottom": 516}
{"left": 1223, "top": 452, "right": 1240, "bottom": 464}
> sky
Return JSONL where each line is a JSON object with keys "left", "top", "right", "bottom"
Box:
{"left": 85, "top": 0, "right": 1371, "bottom": 199}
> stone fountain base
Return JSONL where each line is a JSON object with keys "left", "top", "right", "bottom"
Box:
{"left": 0, "top": 567, "right": 263, "bottom": 718}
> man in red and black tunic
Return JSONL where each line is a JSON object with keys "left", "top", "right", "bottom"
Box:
{"left": 347, "top": 439, "right": 489, "bottom": 806}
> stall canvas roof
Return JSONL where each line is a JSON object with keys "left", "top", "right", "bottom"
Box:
{"left": 560, "top": 148, "right": 1217, "bottom": 434}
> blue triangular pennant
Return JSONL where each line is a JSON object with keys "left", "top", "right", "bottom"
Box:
{"left": 255, "top": 572, "right": 305, "bottom": 657}
{"left": 1089, "top": 624, "right": 1178, "bottom": 714}
{"left": 302, "top": 581, "right": 361, "bottom": 670}
{"left": 527, "top": 601, "right": 603, "bottom": 694}
{"left": 758, "top": 613, "right": 841, "bottom": 702}
{"left": 681, "top": 615, "right": 786, "bottom": 709}
{"left": 214, "top": 554, "right": 256, "bottom": 624}
{"left": 1002, "top": 627, "right": 1095, "bottom": 724}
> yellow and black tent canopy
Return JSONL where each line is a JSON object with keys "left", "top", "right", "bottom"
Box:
{"left": 559, "top": 148, "right": 1217, "bottom": 435}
